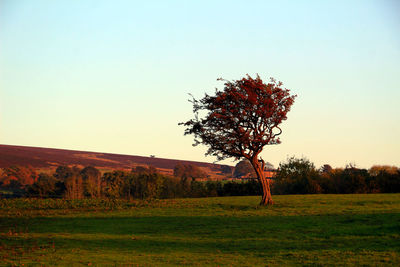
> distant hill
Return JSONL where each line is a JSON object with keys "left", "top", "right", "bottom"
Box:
{"left": 0, "top": 144, "right": 233, "bottom": 177}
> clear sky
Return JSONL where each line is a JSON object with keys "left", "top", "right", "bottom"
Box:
{"left": 1, "top": 0, "right": 399, "bottom": 169}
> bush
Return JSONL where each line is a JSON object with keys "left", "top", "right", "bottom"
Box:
{"left": 273, "top": 157, "right": 321, "bottom": 194}
{"left": 233, "top": 160, "right": 256, "bottom": 178}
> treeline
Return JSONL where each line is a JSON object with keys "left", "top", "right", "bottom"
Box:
{"left": 1, "top": 158, "right": 399, "bottom": 199}
{"left": 0, "top": 165, "right": 260, "bottom": 199}
{"left": 273, "top": 157, "right": 400, "bottom": 195}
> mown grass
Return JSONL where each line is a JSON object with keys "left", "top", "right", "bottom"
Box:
{"left": 1, "top": 194, "right": 399, "bottom": 266}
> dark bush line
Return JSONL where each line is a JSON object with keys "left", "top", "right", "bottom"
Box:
{"left": 272, "top": 157, "right": 400, "bottom": 195}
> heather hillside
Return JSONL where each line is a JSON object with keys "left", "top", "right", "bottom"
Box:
{"left": 0, "top": 144, "right": 231, "bottom": 175}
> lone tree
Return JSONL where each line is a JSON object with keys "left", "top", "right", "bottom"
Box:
{"left": 180, "top": 75, "right": 296, "bottom": 205}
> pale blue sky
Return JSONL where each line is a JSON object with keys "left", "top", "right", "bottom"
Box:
{"left": 1, "top": 0, "right": 399, "bottom": 168}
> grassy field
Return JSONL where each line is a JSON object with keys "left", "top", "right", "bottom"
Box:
{"left": 0, "top": 194, "right": 399, "bottom": 266}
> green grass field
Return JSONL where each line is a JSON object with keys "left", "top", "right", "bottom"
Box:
{"left": 1, "top": 194, "right": 400, "bottom": 266}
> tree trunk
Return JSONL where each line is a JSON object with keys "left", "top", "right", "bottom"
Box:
{"left": 251, "top": 158, "right": 273, "bottom": 205}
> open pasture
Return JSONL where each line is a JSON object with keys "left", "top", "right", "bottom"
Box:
{"left": 1, "top": 194, "right": 400, "bottom": 266}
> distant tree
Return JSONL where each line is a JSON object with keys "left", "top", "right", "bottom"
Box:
{"left": 54, "top": 166, "right": 73, "bottom": 181}
{"left": 28, "top": 173, "right": 58, "bottom": 198}
{"left": 58, "top": 166, "right": 83, "bottom": 199}
{"left": 1, "top": 179, "right": 22, "bottom": 191}
{"left": 0, "top": 165, "right": 37, "bottom": 188}
{"left": 132, "top": 166, "right": 158, "bottom": 175}
{"left": 368, "top": 165, "right": 398, "bottom": 176}
{"left": 81, "top": 166, "right": 101, "bottom": 198}
{"left": 333, "top": 166, "right": 369, "bottom": 194}
{"left": 102, "top": 170, "right": 125, "bottom": 199}
{"left": 273, "top": 157, "right": 321, "bottom": 194}
{"left": 233, "top": 160, "right": 256, "bottom": 178}
{"left": 205, "top": 181, "right": 219, "bottom": 196}
{"left": 371, "top": 169, "right": 400, "bottom": 193}
{"left": 180, "top": 75, "right": 296, "bottom": 205}
{"left": 173, "top": 163, "right": 207, "bottom": 180}
{"left": 190, "top": 181, "right": 207, "bottom": 197}
{"left": 124, "top": 170, "right": 166, "bottom": 200}
{"left": 158, "top": 176, "right": 181, "bottom": 199}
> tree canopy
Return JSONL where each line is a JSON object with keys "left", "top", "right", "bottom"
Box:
{"left": 181, "top": 75, "right": 296, "bottom": 162}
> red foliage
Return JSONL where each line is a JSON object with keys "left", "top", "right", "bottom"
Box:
{"left": 0, "top": 165, "right": 37, "bottom": 187}
{"left": 181, "top": 75, "right": 296, "bottom": 161}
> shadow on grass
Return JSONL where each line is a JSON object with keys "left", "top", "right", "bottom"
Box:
{"left": 1, "top": 213, "right": 400, "bottom": 255}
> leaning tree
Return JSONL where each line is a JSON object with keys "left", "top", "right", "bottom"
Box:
{"left": 180, "top": 75, "right": 296, "bottom": 205}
